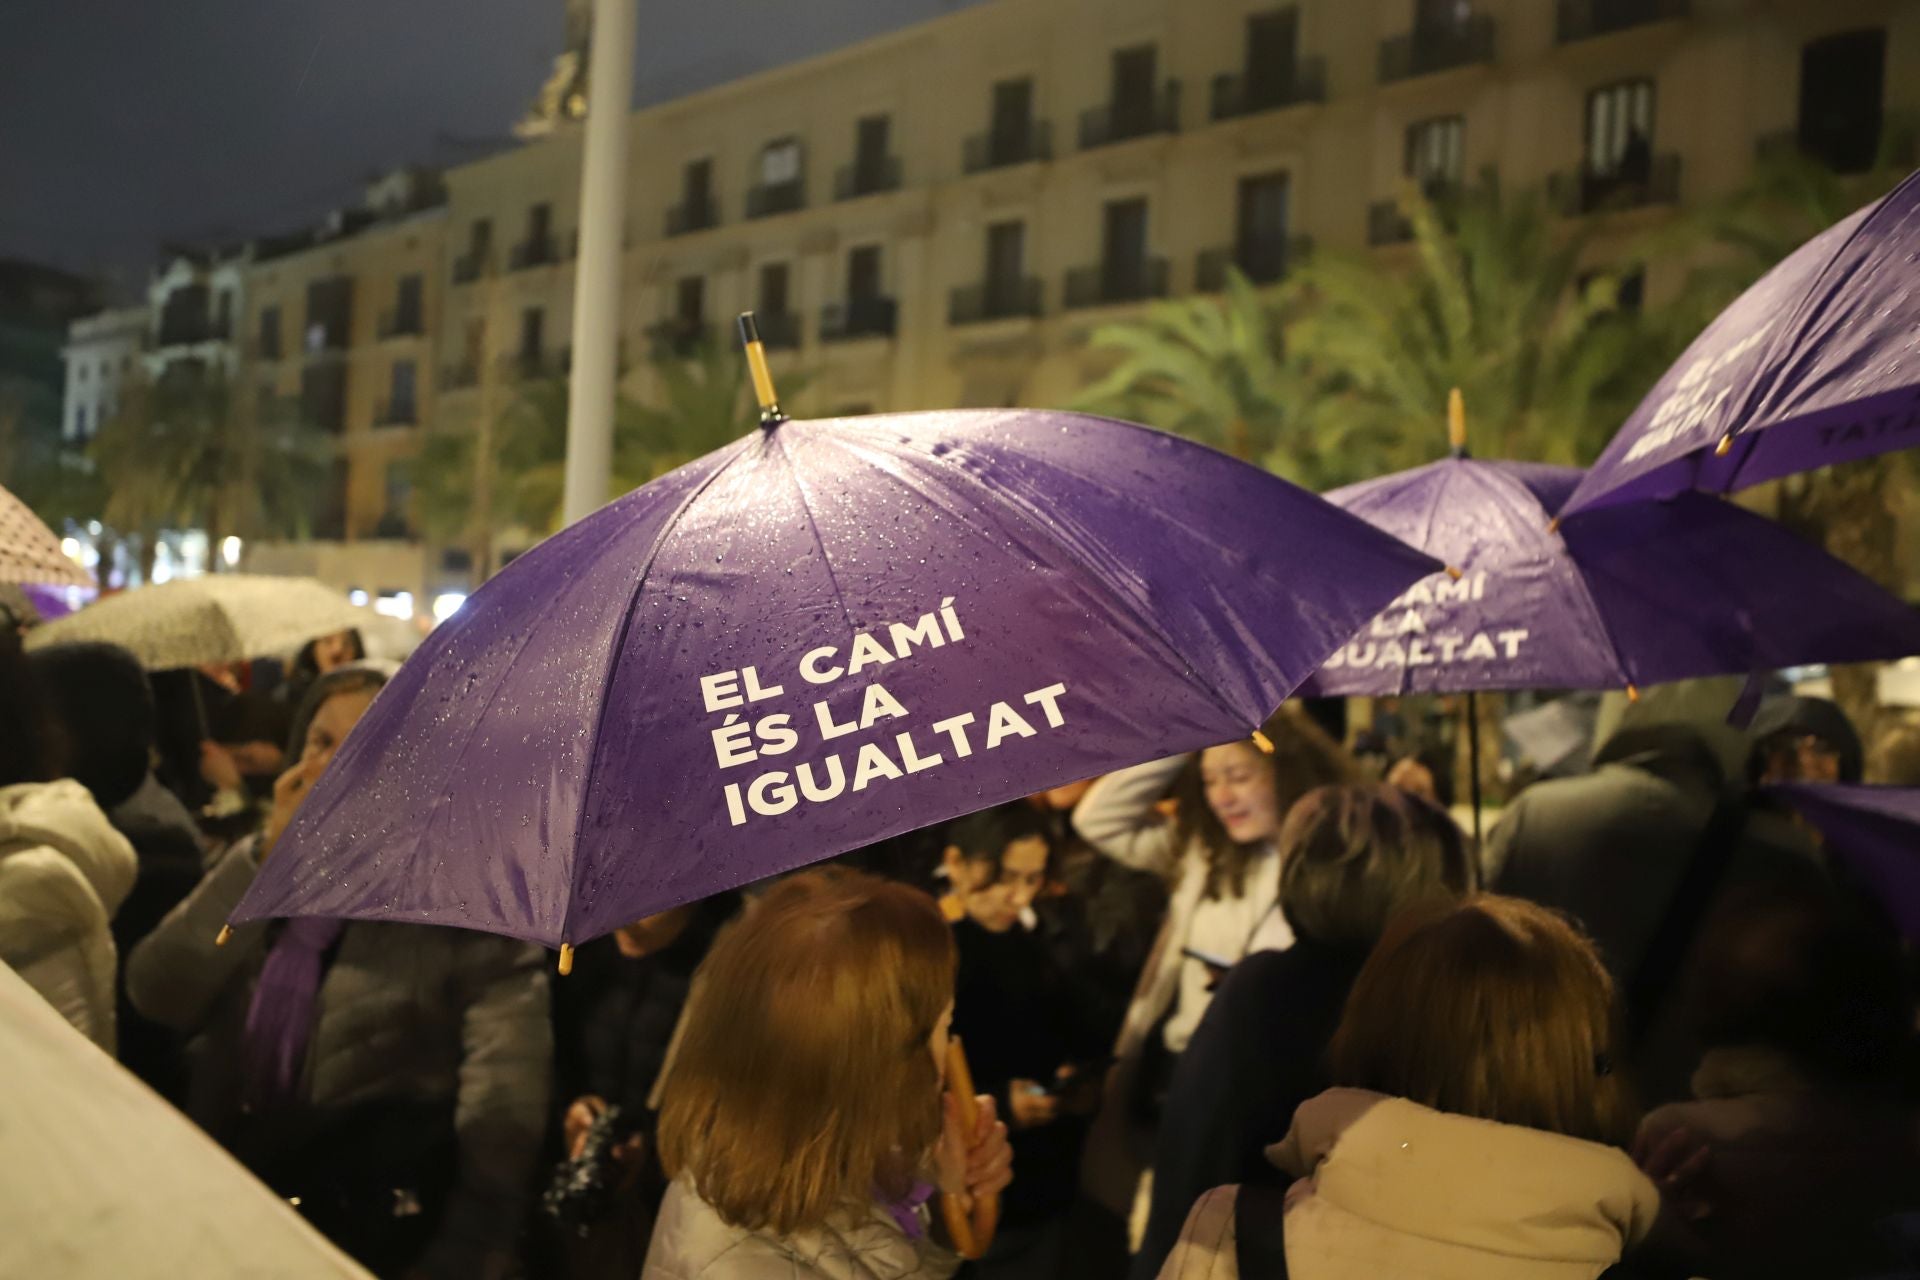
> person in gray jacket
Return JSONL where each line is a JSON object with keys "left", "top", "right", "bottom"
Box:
{"left": 128, "top": 664, "right": 553, "bottom": 1280}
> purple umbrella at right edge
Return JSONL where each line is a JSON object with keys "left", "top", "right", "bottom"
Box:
{"left": 1563, "top": 167, "right": 1920, "bottom": 517}
{"left": 1768, "top": 783, "right": 1920, "bottom": 942}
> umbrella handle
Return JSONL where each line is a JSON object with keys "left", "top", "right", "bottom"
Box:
{"left": 939, "top": 1036, "right": 1000, "bottom": 1260}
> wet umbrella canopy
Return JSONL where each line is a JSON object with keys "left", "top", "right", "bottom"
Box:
{"left": 1301, "top": 457, "right": 1920, "bottom": 696}
{"left": 1565, "top": 168, "right": 1920, "bottom": 516}
{"left": 1769, "top": 782, "right": 1920, "bottom": 942}
{"left": 233, "top": 408, "right": 1437, "bottom": 951}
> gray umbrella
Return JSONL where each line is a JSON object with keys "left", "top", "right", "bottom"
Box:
{"left": 0, "top": 482, "right": 90, "bottom": 588}
{"left": 24, "top": 574, "right": 369, "bottom": 670}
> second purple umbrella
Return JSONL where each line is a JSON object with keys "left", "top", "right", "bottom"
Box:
{"left": 231, "top": 403, "right": 1437, "bottom": 955}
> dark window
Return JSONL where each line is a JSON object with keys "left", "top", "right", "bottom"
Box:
{"left": 1111, "top": 45, "right": 1158, "bottom": 133}
{"left": 214, "top": 290, "right": 233, "bottom": 339}
{"left": 389, "top": 361, "right": 417, "bottom": 420}
{"left": 1246, "top": 9, "right": 1299, "bottom": 86}
{"left": 847, "top": 246, "right": 883, "bottom": 302}
{"left": 856, "top": 115, "right": 891, "bottom": 173}
{"left": 384, "top": 463, "right": 413, "bottom": 526}
{"left": 759, "top": 263, "right": 791, "bottom": 315}
{"left": 304, "top": 277, "right": 353, "bottom": 351}
{"left": 1237, "top": 172, "right": 1291, "bottom": 270}
{"left": 396, "top": 274, "right": 424, "bottom": 330}
{"left": 684, "top": 158, "right": 712, "bottom": 208}
{"left": 1404, "top": 116, "right": 1465, "bottom": 190}
{"left": 676, "top": 276, "right": 706, "bottom": 326}
{"left": 1417, "top": 0, "right": 1473, "bottom": 30}
{"left": 760, "top": 138, "right": 803, "bottom": 186}
{"left": 317, "top": 459, "right": 349, "bottom": 540}
{"left": 528, "top": 203, "right": 552, "bottom": 244}
{"left": 258, "top": 306, "right": 281, "bottom": 359}
{"left": 991, "top": 78, "right": 1034, "bottom": 146}
{"left": 1799, "top": 30, "right": 1885, "bottom": 173}
{"left": 986, "top": 221, "right": 1026, "bottom": 288}
{"left": 73, "top": 406, "right": 87, "bottom": 436}
{"left": 519, "top": 307, "right": 544, "bottom": 361}
{"left": 1586, "top": 80, "right": 1655, "bottom": 178}
{"left": 469, "top": 219, "right": 492, "bottom": 257}
{"left": 1102, "top": 198, "right": 1149, "bottom": 287}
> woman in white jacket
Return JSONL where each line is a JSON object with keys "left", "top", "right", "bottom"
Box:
{"left": 1159, "top": 895, "right": 1666, "bottom": 1280}
{"left": 0, "top": 634, "right": 137, "bottom": 1051}
{"left": 1072, "top": 709, "right": 1358, "bottom": 1068}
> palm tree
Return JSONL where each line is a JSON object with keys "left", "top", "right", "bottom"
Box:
{"left": 1281, "top": 183, "right": 1674, "bottom": 471}
{"left": 411, "top": 340, "right": 789, "bottom": 554}
{"left": 90, "top": 366, "right": 327, "bottom": 575}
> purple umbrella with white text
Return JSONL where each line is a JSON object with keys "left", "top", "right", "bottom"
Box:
{"left": 231, "top": 387, "right": 1437, "bottom": 959}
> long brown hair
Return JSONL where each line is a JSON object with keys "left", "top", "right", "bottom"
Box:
{"left": 656, "top": 868, "right": 956, "bottom": 1235}
{"left": 1173, "top": 706, "right": 1360, "bottom": 899}
{"left": 1329, "top": 894, "right": 1637, "bottom": 1147}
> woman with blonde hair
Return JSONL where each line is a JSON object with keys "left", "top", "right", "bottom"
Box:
{"left": 1160, "top": 895, "right": 1663, "bottom": 1280}
{"left": 644, "top": 868, "right": 1013, "bottom": 1279}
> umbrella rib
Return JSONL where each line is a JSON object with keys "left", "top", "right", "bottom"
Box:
{"left": 559, "top": 439, "right": 759, "bottom": 948}
{"left": 771, "top": 427, "right": 859, "bottom": 639}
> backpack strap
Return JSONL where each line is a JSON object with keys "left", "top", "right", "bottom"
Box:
{"left": 1233, "top": 1182, "right": 1290, "bottom": 1280}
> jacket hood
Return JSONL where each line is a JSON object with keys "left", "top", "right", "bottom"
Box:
{"left": 1271, "top": 1088, "right": 1660, "bottom": 1272}
{"left": 0, "top": 779, "right": 138, "bottom": 916}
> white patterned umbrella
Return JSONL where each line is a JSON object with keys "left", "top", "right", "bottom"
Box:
{"left": 0, "top": 482, "right": 90, "bottom": 587}
{"left": 24, "top": 574, "right": 369, "bottom": 670}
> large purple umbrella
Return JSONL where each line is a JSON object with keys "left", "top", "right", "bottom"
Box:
{"left": 232, "top": 409, "right": 1437, "bottom": 952}
{"left": 1300, "top": 456, "right": 1920, "bottom": 698}
{"left": 1564, "top": 169, "right": 1920, "bottom": 516}
{"left": 1769, "top": 783, "right": 1920, "bottom": 942}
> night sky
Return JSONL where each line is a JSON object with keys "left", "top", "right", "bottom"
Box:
{"left": 0, "top": 0, "right": 978, "bottom": 295}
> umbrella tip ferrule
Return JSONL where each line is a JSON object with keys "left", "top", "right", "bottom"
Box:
{"left": 1626, "top": 683, "right": 1641, "bottom": 703}
{"left": 1444, "top": 565, "right": 1465, "bottom": 581}
{"left": 1547, "top": 517, "right": 1561, "bottom": 536}
{"left": 1714, "top": 434, "right": 1734, "bottom": 457}
{"left": 558, "top": 943, "right": 574, "bottom": 976}
{"left": 737, "top": 312, "right": 784, "bottom": 428}
{"left": 1447, "top": 387, "right": 1468, "bottom": 454}
{"left": 1250, "top": 729, "right": 1275, "bottom": 755}
{"left": 215, "top": 924, "right": 233, "bottom": 947}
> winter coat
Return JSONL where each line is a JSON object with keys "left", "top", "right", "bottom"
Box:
{"left": 125, "top": 839, "right": 553, "bottom": 1280}
{"left": 1637, "top": 1047, "right": 1920, "bottom": 1280}
{"left": 643, "top": 1178, "right": 960, "bottom": 1280}
{"left": 1158, "top": 1089, "right": 1660, "bottom": 1280}
{"left": 1131, "top": 939, "right": 1369, "bottom": 1280}
{"left": 0, "top": 779, "right": 138, "bottom": 1051}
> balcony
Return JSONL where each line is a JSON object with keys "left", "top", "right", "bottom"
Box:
{"left": 1210, "top": 60, "right": 1327, "bottom": 121}
{"left": 1556, "top": 0, "right": 1687, "bottom": 43}
{"left": 1196, "top": 237, "right": 1311, "bottom": 291}
{"left": 963, "top": 122, "right": 1053, "bottom": 173}
{"left": 1379, "top": 15, "right": 1496, "bottom": 83}
{"left": 439, "top": 361, "right": 480, "bottom": 392}
{"left": 647, "top": 318, "right": 714, "bottom": 360}
{"left": 949, "top": 278, "right": 1044, "bottom": 325}
{"left": 377, "top": 308, "right": 424, "bottom": 340}
{"left": 835, "top": 157, "right": 903, "bottom": 201}
{"left": 156, "top": 317, "right": 227, "bottom": 348}
{"left": 508, "top": 235, "right": 559, "bottom": 271}
{"left": 665, "top": 197, "right": 719, "bottom": 237}
{"left": 374, "top": 398, "right": 418, "bottom": 428}
{"left": 746, "top": 180, "right": 807, "bottom": 220}
{"left": 452, "top": 250, "right": 487, "bottom": 284}
{"left": 1080, "top": 85, "right": 1181, "bottom": 149}
{"left": 820, "top": 297, "right": 898, "bottom": 342}
{"left": 1062, "top": 258, "right": 1170, "bottom": 310}
{"left": 1547, "top": 153, "right": 1681, "bottom": 215}
{"left": 756, "top": 311, "right": 802, "bottom": 351}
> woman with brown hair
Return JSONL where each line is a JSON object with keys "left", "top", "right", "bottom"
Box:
{"left": 644, "top": 868, "right": 1014, "bottom": 1279}
{"left": 1158, "top": 895, "right": 1661, "bottom": 1280}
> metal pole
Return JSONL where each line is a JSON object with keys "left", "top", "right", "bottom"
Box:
{"left": 1466, "top": 690, "right": 1483, "bottom": 849}
{"left": 561, "top": 0, "right": 637, "bottom": 526}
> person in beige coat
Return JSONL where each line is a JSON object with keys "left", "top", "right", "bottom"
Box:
{"left": 1158, "top": 896, "right": 1666, "bottom": 1280}
{"left": 642, "top": 869, "right": 1013, "bottom": 1280}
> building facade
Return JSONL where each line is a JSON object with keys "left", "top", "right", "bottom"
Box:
{"left": 60, "top": 306, "right": 147, "bottom": 444}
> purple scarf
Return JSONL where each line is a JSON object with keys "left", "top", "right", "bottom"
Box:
{"left": 879, "top": 1180, "right": 936, "bottom": 1241}
{"left": 241, "top": 915, "right": 346, "bottom": 1110}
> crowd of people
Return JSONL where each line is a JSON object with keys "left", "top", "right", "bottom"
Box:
{"left": 2, "top": 615, "right": 1917, "bottom": 1280}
